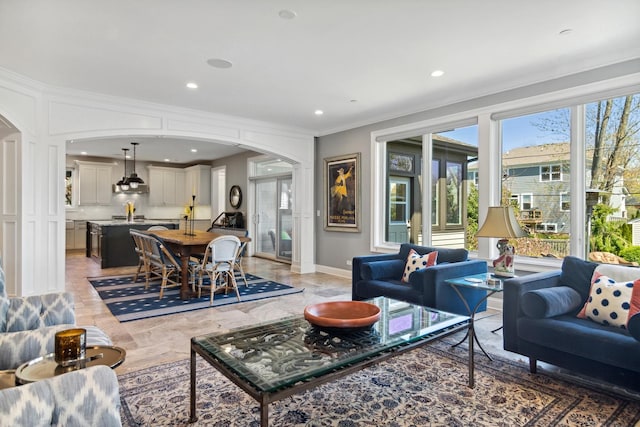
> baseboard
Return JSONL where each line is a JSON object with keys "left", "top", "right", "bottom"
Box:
{"left": 314, "top": 264, "right": 351, "bottom": 279}
{"left": 487, "top": 295, "right": 503, "bottom": 312}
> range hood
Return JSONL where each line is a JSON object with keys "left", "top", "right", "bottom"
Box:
{"left": 112, "top": 184, "right": 149, "bottom": 194}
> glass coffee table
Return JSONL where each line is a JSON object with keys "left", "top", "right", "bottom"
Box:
{"left": 190, "top": 297, "right": 470, "bottom": 426}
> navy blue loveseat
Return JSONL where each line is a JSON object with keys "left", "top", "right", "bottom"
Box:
{"left": 352, "top": 243, "right": 488, "bottom": 316}
{"left": 503, "top": 256, "right": 640, "bottom": 391}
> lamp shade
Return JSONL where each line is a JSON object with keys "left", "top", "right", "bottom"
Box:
{"left": 476, "top": 206, "right": 526, "bottom": 239}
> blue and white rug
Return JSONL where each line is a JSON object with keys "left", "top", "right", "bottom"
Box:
{"left": 88, "top": 273, "right": 303, "bottom": 322}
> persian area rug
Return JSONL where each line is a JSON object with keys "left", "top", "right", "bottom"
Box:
{"left": 117, "top": 339, "right": 640, "bottom": 427}
{"left": 88, "top": 273, "right": 303, "bottom": 322}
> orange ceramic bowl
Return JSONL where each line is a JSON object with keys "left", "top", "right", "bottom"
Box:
{"left": 304, "top": 301, "right": 381, "bottom": 329}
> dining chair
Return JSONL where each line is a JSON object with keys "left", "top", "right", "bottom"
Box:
{"left": 147, "top": 225, "right": 169, "bottom": 231}
{"left": 129, "top": 229, "right": 147, "bottom": 283}
{"left": 206, "top": 227, "right": 249, "bottom": 287}
{"left": 197, "top": 235, "right": 242, "bottom": 305}
{"left": 143, "top": 234, "right": 185, "bottom": 299}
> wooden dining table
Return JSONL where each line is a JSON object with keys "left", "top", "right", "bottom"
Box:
{"left": 146, "top": 229, "right": 251, "bottom": 300}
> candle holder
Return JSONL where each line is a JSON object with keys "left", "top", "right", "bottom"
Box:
{"left": 184, "top": 195, "right": 196, "bottom": 236}
{"left": 54, "top": 328, "right": 86, "bottom": 366}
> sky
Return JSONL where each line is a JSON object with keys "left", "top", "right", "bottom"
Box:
{"left": 440, "top": 110, "right": 568, "bottom": 152}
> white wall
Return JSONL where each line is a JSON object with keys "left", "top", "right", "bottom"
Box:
{"left": 0, "top": 68, "right": 316, "bottom": 296}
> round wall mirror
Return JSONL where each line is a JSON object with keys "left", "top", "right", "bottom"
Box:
{"left": 229, "top": 185, "right": 242, "bottom": 209}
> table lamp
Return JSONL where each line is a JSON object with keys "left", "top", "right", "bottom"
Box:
{"left": 476, "top": 206, "right": 526, "bottom": 277}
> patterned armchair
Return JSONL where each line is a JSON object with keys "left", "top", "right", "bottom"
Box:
{"left": 0, "top": 262, "right": 111, "bottom": 370}
{"left": 0, "top": 365, "right": 122, "bottom": 426}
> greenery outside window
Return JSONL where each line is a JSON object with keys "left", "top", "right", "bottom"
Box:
{"left": 65, "top": 168, "right": 75, "bottom": 208}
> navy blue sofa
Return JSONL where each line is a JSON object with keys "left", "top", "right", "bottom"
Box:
{"left": 503, "top": 256, "right": 640, "bottom": 391}
{"left": 352, "top": 243, "right": 488, "bottom": 316}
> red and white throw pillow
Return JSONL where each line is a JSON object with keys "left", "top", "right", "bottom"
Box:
{"left": 577, "top": 271, "right": 640, "bottom": 329}
{"left": 401, "top": 249, "right": 438, "bottom": 283}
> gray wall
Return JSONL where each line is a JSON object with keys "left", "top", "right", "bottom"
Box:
{"left": 315, "top": 59, "right": 640, "bottom": 271}
{"left": 212, "top": 150, "right": 260, "bottom": 216}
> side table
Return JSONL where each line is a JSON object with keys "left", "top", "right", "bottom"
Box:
{"left": 444, "top": 273, "right": 503, "bottom": 388}
{"left": 14, "top": 345, "right": 126, "bottom": 385}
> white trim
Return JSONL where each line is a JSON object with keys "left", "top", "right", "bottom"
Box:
{"left": 315, "top": 264, "right": 350, "bottom": 279}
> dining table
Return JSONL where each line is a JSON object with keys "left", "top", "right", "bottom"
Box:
{"left": 145, "top": 229, "right": 251, "bottom": 300}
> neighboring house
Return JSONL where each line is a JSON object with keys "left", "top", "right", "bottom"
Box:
{"left": 387, "top": 135, "right": 478, "bottom": 247}
{"left": 469, "top": 142, "right": 627, "bottom": 235}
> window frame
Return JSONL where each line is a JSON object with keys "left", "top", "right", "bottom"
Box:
{"left": 540, "top": 164, "right": 562, "bottom": 182}
{"left": 370, "top": 79, "right": 640, "bottom": 266}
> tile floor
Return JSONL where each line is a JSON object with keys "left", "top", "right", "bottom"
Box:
{"left": 67, "top": 250, "right": 639, "bottom": 399}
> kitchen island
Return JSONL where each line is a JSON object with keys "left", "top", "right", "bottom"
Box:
{"left": 86, "top": 220, "right": 178, "bottom": 268}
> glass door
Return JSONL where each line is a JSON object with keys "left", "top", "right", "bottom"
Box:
{"left": 254, "top": 176, "right": 293, "bottom": 262}
{"left": 255, "top": 180, "right": 277, "bottom": 257}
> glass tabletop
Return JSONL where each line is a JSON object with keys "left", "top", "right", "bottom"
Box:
{"left": 444, "top": 273, "right": 505, "bottom": 291}
{"left": 15, "top": 345, "right": 126, "bottom": 385}
{"left": 192, "top": 297, "right": 469, "bottom": 392}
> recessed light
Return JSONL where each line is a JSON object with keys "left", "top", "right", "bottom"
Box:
{"left": 314, "top": 110, "right": 324, "bottom": 116}
{"left": 186, "top": 82, "right": 198, "bottom": 89}
{"left": 559, "top": 28, "right": 573, "bottom": 36}
{"left": 191, "top": 148, "right": 198, "bottom": 153}
{"left": 164, "top": 158, "right": 171, "bottom": 162}
{"left": 81, "top": 151, "right": 88, "bottom": 155}
{"left": 207, "top": 58, "right": 233, "bottom": 69}
{"left": 430, "top": 70, "right": 445, "bottom": 77}
{"left": 278, "top": 9, "right": 297, "bottom": 20}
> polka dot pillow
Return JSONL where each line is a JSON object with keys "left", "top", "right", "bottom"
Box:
{"left": 401, "top": 249, "right": 438, "bottom": 283}
{"left": 577, "top": 272, "right": 640, "bottom": 329}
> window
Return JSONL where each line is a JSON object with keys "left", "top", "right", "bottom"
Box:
{"left": 446, "top": 161, "right": 462, "bottom": 225}
{"left": 372, "top": 88, "right": 638, "bottom": 265}
{"left": 65, "top": 168, "right": 75, "bottom": 208}
{"left": 431, "top": 160, "right": 439, "bottom": 227}
{"left": 389, "top": 177, "right": 409, "bottom": 224}
{"left": 501, "top": 107, "right": 570, "bottom": 259}
{"left": 540, "top": 164, "right": 562, "bottom": 182}
{"left": 560, "top": 192, "right": 570, "bottom": 211}
{"left": 536, "top": 223, "right": 558, "bottom": 233}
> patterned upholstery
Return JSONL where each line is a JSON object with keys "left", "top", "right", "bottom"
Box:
{"left": 0, "top": 365, "right": 122, "bottom": 427}
{"left": 0, "top": 263, "right": 112, "bottom": 369}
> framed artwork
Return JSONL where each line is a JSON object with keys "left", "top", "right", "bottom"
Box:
{"left": 324, "top": 153, "right": 360, "bottom": 232}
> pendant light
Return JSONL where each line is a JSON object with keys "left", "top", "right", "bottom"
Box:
{"left": 127, "top": 142, "right": 145, "bottom": 189}
{"left": 116, "top": 148, "right": 130, "bottom": 191}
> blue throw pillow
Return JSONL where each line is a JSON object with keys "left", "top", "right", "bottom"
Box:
{"left": 522, "top": 286, "right": 583, "bottom": 318}
{"left": 361, "top": 260, "right": 405, "bottom": 281}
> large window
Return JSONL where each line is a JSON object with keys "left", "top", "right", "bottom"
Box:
{"left": 501, "top": 108, "right": 571, "bottom": 258}
{"left": 372, "top": 87, "right": 640, "bottom": 268}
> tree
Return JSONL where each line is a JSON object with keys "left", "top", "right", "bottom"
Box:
{"left": 589, "top": 95, "right": 640, "bottom": 201}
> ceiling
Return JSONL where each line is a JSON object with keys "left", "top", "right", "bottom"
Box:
{"left": 1, "top": 1, "right": 639, "bottom": 162}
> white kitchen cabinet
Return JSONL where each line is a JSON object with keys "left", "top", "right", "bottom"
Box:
{"left": 148, "top": 166, "right": 185, "bottom": 206}
{"left": 65, "top": 221, "right": 75, "bottom": 250}
{"left": 74, "top": 221, "right": 87, "bottom": 249}
{"left": 184, "top": 165, "right": 211, "bottom": 206}
{"left": 77, "top": 161, "right": 113, "bottom": 205}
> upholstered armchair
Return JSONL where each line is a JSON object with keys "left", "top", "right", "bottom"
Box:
{"left": 0, "top": 365, "right": 122, "bottom": 427}
{"left": 352, "top": 243, "right": 489, "bottom": 316}
{"left": 0, "top": 263, "right": 111, "bottom": 370}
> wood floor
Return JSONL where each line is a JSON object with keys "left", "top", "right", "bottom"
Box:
{"left": 67, "top": 251, "right": 353, "bottom": 374}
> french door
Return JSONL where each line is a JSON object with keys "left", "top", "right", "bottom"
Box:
{"left": 254, "top": 176, "right": 292, "bottom": 262}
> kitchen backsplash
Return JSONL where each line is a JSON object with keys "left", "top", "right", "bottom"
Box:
{"left": 66, "top": 193, "right": 212, "bottom": 221}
